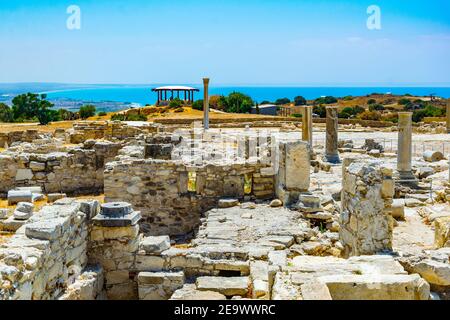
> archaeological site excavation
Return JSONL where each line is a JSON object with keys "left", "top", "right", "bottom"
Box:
{"left": 0, "top": 96, "right": 449, "bottom": 301}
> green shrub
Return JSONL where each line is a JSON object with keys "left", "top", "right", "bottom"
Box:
{"left": 174, "top": 107, "right": 184, "bottom": 113}
{"left": 0, "top": 103, "right": 14, "bottom": 122}
{"left": 313, "top": 105, "right": 326, "bottom": 118}
{"left": 79, "top": 105, "right": 96, "bottom": 119}
{"left": 412, "top": 105, "right": 445, "bottom": 122}
{"left": 169, "top": 98, "right": 183, "bottom": 109}
{"left": 367, "top": 99, "right": 377, "bottom": 105}
{"left": 192, "top": 99, "right": 203, "bottom": 111}
{"left": 111, "top": 113, "right": 147, "bottom": 121}
{"left": 314, "top": 96, "right": 337, "bottom": 105}
{"left": 275, "top": 98, "right": 290, "bottom": 105}
{"left": 398, "top": 98, "right": 411, "bottom": 106}
{"left": 294, "top": 96, "right": 306, "bottom": 106}
{"left": 291, "top": 113, "right": 302, "bottom": 118}
{"left": 369, "top": 104, "right": 385, "bottom": 111}
{"left": 98, "top": 111, "right": 107, "bottom": 116}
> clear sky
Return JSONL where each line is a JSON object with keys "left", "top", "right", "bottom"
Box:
{"left": 0, "top": 0, "right": 449, "bottom": 85}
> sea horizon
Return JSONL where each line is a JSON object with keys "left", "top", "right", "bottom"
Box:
{"left": 1, "top": 83, "right": 449, "bottom": 112}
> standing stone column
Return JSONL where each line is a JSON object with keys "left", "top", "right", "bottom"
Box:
{"left": 324, "top": 106, "right": 340, "bottom": 163}
{"left": 446, "top": 100, "right": 450, "bottom": 134}
{"left": 302, "top": 106, "right": 313, "bottom": 147}
{"left": 203, "top": 78, "right": 210, "bottom": 130}
{"left": 397, "top": 112, "right": 415, "bottom": 180}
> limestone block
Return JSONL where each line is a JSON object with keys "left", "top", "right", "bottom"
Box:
{"left": 135, "top": 254, "right": 166, "bottom": 271}
{"left": 389, "top": 199, "right": 405, "bottom": 220}
{"left": 29, "top": 161, "right": 46, "bottom": 172}
{"left": 268, "top": 251, "right": 287, "bottom": 268}
{"left": 218, "top": 198, "right": 239, "bottom": 208}
{"left": 7, "top": 190, "right": 32, "bottom": 205}
{"left": 15, "top": 202, "right": 34, "bottom": 214}
{"left": 196, "top": 276, "right": 249, "bottom": 297}
{"left": 284, "top": 141, "right": 310, "bottom": 191}
{"left": 140, "top": 235, "right": 171, "bottom": 254}
{"left": 435, "top": 216, "right": 450, "bottom": 248}
{"left": 13, "top": 210, "right": 32, "bottom": 221}
{"left": 170, "top": 284, "right": 226, "bottom": 300}
{"left": 47, "top": 193, "right": 67, "bottom": 203}
{"left": 138, "top": 271, "right": 185, "bottom": 300}
{"left": 300, "top": 280, "right": 332, "bottom": 300}
{"left": 105, "top": 270, "right": 130, "bottom": 286}
{"left": 15, "top": 169, "right": 33, "bottom": 181}
{"left": 406, "top": 259, "right": 450, "bottom": 287}
{"left": 318, "top": 274, "right": 430, "bottom": 300}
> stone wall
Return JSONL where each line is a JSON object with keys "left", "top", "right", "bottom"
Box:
{"left": 69, "top": 121, "right": 160, "bottom": 144}
{"left": 0, "top": 141, "right": 122, "bottom": 196}
{"left": 0, "top": 199, "right": 99, "bottom": 300}
{"left": 340, "top": 160, "right": 395, "bottom": 257}
{"left": 104, "top": 159, "right": 275, "bottom": 236}
{"left": 0, "top": 130, "right": 49, "bottom": 148}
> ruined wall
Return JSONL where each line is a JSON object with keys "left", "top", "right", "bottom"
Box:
{"left": 0, "top": 199, "right": 99, "bottom": 300}
{"left": 104, "top": 159, "right": 275, "bottom": 236}
{"left": 340, "top": 160, "right": 395, "bottom": 257}
{"left": 69, "top": 121, "right": 160, "bottom": 144}
{"left": 0, "top": 130, "right": 49, "bottom": 148}
{"left": 0, "top": 142, "right": 121, "bottom": 196}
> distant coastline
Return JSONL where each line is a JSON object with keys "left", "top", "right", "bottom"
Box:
{"left": 1, "top": 84, "right": 449, "bottom": 113}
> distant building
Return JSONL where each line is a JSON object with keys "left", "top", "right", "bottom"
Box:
{"left": 251, "top": 104, "right": 278, "bottom": 115}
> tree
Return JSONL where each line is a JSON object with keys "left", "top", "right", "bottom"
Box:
{"left": 0, "top": 103, "right": 13, "bottom": 122}
{"left": 11, "top": 93, "right": 55, "bottom": 125}
{"left": 275, "top": 98, "right": 290, "bottom": 105}
{"left": 313, "top": 105, "right": 326, "bottom": 118}
{"left": 314, "top": 96, "right": 337, "bottom": 105}
{"left": 79, "top": 105, "right": 96, "bottom": 119}
{"left": 367, "top": 99, "right": 377, "bottom": 105}
{"left": 294, "top": 96, "right": 307, "bottom": 106}
{"left": 221, "top": 92, "right": 253, "bottom": 113}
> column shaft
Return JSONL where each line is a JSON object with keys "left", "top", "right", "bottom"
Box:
{"left": 324, "top": 106, "right": 340, "bottom": 163}
{"left": 302, "top": 106, "right": 313, "bottom": 147}
{"left": 203, "top": 78, "right": 210, "bottom": 130}
{"left": 397, "top": 112, "right": 414, "bottom": 179}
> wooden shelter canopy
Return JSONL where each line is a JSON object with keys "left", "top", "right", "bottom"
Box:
{"left": 152, "top": 86, "right": 199, "bottom": 105}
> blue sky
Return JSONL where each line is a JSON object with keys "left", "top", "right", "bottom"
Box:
{"left": 0, "top": 0, "right": 449, "bottom": 85}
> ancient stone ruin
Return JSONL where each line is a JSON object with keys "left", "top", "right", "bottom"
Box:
{"left": 1, "top": 114, "right": 449, "bottom": 300}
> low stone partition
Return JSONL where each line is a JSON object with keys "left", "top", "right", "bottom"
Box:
{"left": 69, "top": 121, "right": 160, "bottom": 144}
{"left": 340, "top": 160, "right": 395, "bottom": 257}
{"left": 0, "top": 130, "right": 49, "bottom": 148}
{"left": 104, "top": 159, "right": 276, "bottom": 236}
{"left": 0, "top": 199, "right": 100, "bottom": 300}
{"left": 0, "top": 141, "right": 122, "bottom": 196}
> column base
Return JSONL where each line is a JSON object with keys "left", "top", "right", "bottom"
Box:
{"left": 397, "top": 171, "right": 418, "bottom": 187}
{"left": 324, "top": 154, "right": 341, "bottom": 164}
